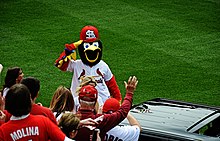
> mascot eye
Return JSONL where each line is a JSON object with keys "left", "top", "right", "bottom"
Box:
{"left": 83, "top": 43, "right": 90, "bottom": 49}
{"left": 92, "top": 42, "right": 99, "bottom": 47}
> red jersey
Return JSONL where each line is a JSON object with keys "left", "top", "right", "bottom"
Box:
{"left": 0, "top": 114, "right": 65, "bottom": 141}
{"left": 3, "top": 104, "right": 57, "bottom": 125}
{"left": 75, "top": 92, "right": 133, "bottom": 141}
{"left": 31, "top": 104, "right": 57, "bottom": 125}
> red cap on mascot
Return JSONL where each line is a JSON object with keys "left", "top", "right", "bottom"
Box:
{"left": 80, "top": 25, "right": 99, "bottom": 43}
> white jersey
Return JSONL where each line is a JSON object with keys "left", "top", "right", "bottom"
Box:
{"left": 67, "top": 59, "right": 112, "bottom": 104}
{"left": 105, "top": 125, "right": 140, "bottom": 141}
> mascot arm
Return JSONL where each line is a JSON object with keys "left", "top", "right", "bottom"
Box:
{"left": 105, "top": 75, "right": 122, "bottom": 102}
{"left": 55, "top": 40, "right": 83, "bottom": 71}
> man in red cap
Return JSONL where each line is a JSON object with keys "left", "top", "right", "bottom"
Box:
{"left": 55, "top": 25, "right": 122, "bottom": 107}
{"left": 102, "top": 98, "right": 141, "bottom": 141}
{"left": 102, "top": 98, "right": 121, "bottom": 114}
{"left": 72, "top": 76, "right": 138, "bottom": 141}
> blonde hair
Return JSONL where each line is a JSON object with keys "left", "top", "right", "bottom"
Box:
{"left": 77, "top": 76, "right": 100, "bottom": 114}
{"left": 76, "top": 76, "right": 97, "bottom": 95}
{"left": 49, "top": 86, "right": 74, "bottom": 116}
{"left": 58, "top": 112, "right": 80, "bottom": 138}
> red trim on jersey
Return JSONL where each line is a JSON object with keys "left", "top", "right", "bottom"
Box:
{"left": 105, "top": 75, "right": 122, "bottom": 101}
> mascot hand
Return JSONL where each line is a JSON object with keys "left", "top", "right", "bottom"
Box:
{"left": 65, "top": 40, "right": 83, "bottom": 50}
{"left": 55, "top": 40, "right": 83, "bottom": 70}
{"left": 65, "top": 40, "right": 83, "bottom": 56}
{"left": 64, "top": 52, "right": 76, "bottom": 62}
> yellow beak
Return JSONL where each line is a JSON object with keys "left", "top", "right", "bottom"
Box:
{"left": 84, "top": 45, "right": 101, "bottom": 63}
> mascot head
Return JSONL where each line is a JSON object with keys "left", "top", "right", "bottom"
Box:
{"left": 78, "top": 25, "right": 103, "bottom": 66}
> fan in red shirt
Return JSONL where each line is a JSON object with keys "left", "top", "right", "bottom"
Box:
{"left": 1, "top": 77, "right": 57, "bottom": 125}
{"left": 0, "top": 84, "right": 74, "bottom": 141}
{"left": 21, "top": 77, "right": 57, "bottom": 124}
{"left": 22, "top": 77, "right": 57, "bottom": 124}
{"left": 74, "top": 76, "right": 138, "bottom": 141}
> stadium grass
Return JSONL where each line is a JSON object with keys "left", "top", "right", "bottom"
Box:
{"left": 0, "top": 0, "right": 219, "bottom": 107}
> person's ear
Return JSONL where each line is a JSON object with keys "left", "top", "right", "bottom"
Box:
{"left": 69, "top": 131, "right": 77, "bottom": 139}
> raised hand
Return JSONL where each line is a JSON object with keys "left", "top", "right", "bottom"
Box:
{"left": 124, "top": 76, "right": 138, "bottom": 94}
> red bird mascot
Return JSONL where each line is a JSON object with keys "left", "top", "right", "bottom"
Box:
{"left": 55, "top": 25, "right": 122, "bottom": 106}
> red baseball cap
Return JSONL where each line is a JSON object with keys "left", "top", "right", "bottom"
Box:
{"left": 79, "top": 85, "right": 98, "bottom": 102}
{"left": 80, "top": 25, "right": 99, "bottom": 43}
{"left": 102, "top": 98, "right": 120, "bottom": 113}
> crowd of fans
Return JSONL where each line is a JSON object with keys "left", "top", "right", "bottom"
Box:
{"left": 0, "top": 64, "right": 141, "bottom": 141}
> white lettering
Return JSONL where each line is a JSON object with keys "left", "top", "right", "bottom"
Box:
{"left": 26, "top": 127, "right": 30, "bottom": 136}
{"left": 10, "top": 132, "right": 19, "bottom": 141}
{"left": 16, "top": 130, "right": 22, "bottom": 138}
{"left": 86, "top": 30, "right": 96, "bottom": 39}
{"left": 22, "top": 128, "right": 27, "bottom": 137}
{"left": 34, "top": 126, "right": 39, "bottom": 135}
{"left": 10, "top": 126, "right": 39, "bottom": 141}
{"left": 29, "top": 127, "right": 34, "bottom": 135}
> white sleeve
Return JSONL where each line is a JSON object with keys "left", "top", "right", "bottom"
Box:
{"left": 64, "top": 136, "right": 75, "bottom": 141}
{"left": 123, "top": 125, "right": 140, "bottom": 141}
{"left": 74, "top": 96, "right": 80, "bottom": 112}
{"left": 66, "top": 60, "right": 76, "bottom": 72}
{"left": 106, "top": 125, "right": 140, "bottom": 141}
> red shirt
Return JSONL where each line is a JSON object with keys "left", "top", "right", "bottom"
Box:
{"left": 31, "top": 104, "right": 57, "bottom": 125}
{"left": 3, "top": 104, "right": 57, "bottom": 125}
{"left": 0, "top": 110, "right": 11, "bottom": 126}
{"left": 75, "top": 92, "right": 133, "bottom": 141}
{"left": 0, "top": 114, "right": 65, "bottom": 141}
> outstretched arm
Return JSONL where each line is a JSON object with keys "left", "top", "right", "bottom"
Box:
{"left": 55, "top": 40, "right": 82, "bottom": 71}
{"left": 127, "top": 112, "right": 141, "bottom": 131}
{"left": 100, "top": 76, "right": 138, "bottom": 133}
{"left": 79, "top": 118, "right": 98, "bottom": 126}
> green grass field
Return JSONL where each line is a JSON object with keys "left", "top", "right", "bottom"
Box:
{"left": 1, "top": 0, "right": 219, "bottom": 107}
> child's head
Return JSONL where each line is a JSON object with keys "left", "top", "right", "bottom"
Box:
{"left": 76, "top": 76, "right": 97, "bottom": 95}
{"left": 58, "top": 112, "right": 80, "bottom": 138}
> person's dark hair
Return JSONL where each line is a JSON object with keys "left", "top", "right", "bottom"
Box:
{"left": 3, "top": 67, "right": 21, "bottom": 88}
{"left": 5, "top": 84, "right": 32, "bottom": 117}
{"left": 21, "top": 77, "right": 40, "bottom": 100}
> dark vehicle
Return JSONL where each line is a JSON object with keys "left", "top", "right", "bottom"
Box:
{"left": 121, "top": 98, "right": 220, "bottom": 141}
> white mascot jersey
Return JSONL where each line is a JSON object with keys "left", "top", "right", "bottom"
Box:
{"left": 67, "top": 59, "right": 113, "bottom": 105}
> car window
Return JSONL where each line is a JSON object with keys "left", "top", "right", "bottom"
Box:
{"left": 194, "top": 115, "right": 220, "bottom": 138}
